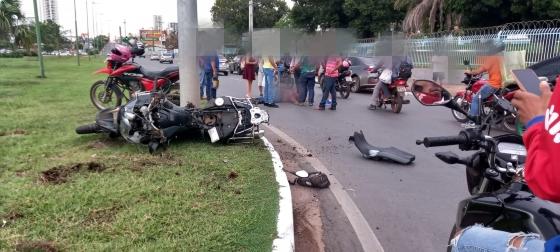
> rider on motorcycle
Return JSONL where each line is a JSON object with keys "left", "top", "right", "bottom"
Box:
{"left": 369, "top": 55, "right": 412, "bottom": 109}
{"left": 463, "top": 40, "right": 505, "bottom": 127}
{"left": 450, "top": 82, "right": 560, "bottom": 251}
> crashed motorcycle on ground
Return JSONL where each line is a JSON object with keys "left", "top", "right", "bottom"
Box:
{"left": 77, "top": 90, "right": 269, "bottom": 153}
{"left": 90, "top": 43, "right": 180, "bottom": 110}
{"left": 411, "top": 80, "right": 560, "bottom": 252}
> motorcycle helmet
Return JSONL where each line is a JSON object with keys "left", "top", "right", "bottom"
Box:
{"left": 108, "top": 44, "right": 132, "bottom": 63}
{"left": 343, "top": 58, "right": 352, "bottom": 68}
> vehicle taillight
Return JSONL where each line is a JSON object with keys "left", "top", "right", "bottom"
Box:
{"left": 396, "top": 80, "right": 407, "bottom": 86}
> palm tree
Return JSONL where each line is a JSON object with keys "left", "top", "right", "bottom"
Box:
{"left": 0, "top": 0, "right": 23, "bottom": 32}
{"left": 395, "top": 0, "right": 461, "bottom": 34}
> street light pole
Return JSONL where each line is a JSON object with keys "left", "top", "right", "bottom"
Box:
{"left": 249, "top": 0, "right": 253, "bottom": 52}
{"left": 73, "top": 0, "right": 80, "bottom": 66}
{"left": 177, "top": 0, "right": 199, "bottom": 107}
{"left": 32, "top": 0, "right": 45, "bottom": 78}
{"left": 86, "top": 0, "right": 91, "bottom": 60}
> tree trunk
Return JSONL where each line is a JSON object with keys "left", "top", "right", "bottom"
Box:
{"left": 429, "top": 0, "right": 438, "bottom": 32}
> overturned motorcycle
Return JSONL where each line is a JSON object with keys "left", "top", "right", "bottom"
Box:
{"left": 76, "top": 91, "right": 269, "bottom": 152}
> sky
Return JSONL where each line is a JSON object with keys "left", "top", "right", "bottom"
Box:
{"left": 21, "top": 0, "right": 294, "bottom": 40}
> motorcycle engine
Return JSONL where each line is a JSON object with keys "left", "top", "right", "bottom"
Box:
{"left": 129, "top": 80, "right": 141, "bottom": 92}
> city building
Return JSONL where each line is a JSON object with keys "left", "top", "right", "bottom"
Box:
{"left": 42, "top": 0, "right": 59, "bottom": 23}
{"left": 169, "top": 22, "right": 178, "bottom": 33}
{"left": 153, "top": 15, "right": 162, "bottom": 31}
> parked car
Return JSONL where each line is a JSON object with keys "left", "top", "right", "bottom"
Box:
{"left": 229, "top": 55, "right": 243, "bottom": 75}
{"left": 159, "top": 52, "right": 173, "bottom": 64}
{"left": 150, "top": 53, "right": 160, "bottom": 61}
{"left": 218, "top": 55, "right": 229, "bottom": 76}
{"left": 346, "top": 57, "right": 378, "bottom": 92}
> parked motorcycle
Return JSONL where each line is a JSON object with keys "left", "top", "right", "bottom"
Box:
{"left": 76, "top": 91, "right": 269, "bottom": 153}
{"left": 411, "top": 80, "right": 560, "bottom": 251}
{"left": 318, "top": 69, "right": 354, "bottom": 99}
{"left": 369, "top": 64, "right": 412, "bottom": 114}
{"left": 90, "top": 43, "right": 180, "bottom": 110}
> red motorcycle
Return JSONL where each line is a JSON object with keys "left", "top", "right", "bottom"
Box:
{"left": 450, "top": 72, "right": 485, "bottom": 123}
{"left": 90, "top": 44, "right": 180, "bottom": 110}
{"left": 368, "top": 63, "right": 412, "bottom": 114}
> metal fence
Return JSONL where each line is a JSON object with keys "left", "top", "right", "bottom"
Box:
{"left": 351, "top": 20, "right": 560, "bottom": 69}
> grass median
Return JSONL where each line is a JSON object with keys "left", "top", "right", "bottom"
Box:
{"left": 0, "top": 56, "right": 278, "bottom": 251}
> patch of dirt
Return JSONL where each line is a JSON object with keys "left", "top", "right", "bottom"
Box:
{"left": 274, "top": 139, "right": 325, "bottom": 252}
{"left": 83, "top": 206, "right": 122, "bottom": 226}
{"left": 3, "top": 211, "right": 24, "bottom": 221}
{"left": 228, "top": 171, "right": 239, "bottom": 180}
{"left": 40, "top": 162, "right": 106, "bottom": 184}
{"left": 15, "top": 241, "right": 58, "bottom": 252}
{"left": 85, "top": 138, "right": 123, "bottom": 149}
{"left": 123, "top": 153, "right": 183, "bottom": 172}
{"left": 0, "top": 129, "right": 27, "bottom": 137}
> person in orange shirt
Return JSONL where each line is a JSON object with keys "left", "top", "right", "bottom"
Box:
{"left": 464, "top": 41, "right": 505, "bottom": 127}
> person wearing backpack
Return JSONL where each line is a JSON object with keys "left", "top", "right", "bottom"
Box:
{"left": 319, "top": 56, "right": 342, "bottom": 110}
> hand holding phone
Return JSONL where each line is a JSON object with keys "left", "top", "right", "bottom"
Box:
{"left": 511, "top": 69, "right": 541, "bottom": 95}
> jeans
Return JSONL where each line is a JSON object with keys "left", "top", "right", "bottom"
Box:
{"left": 451, "top": 225, "right": 544, "bottom": 252}
{"left": 469, "top": 83, "right": 497, "bottom": 117}
{"left": 199, "top": 71, "right": 205, "bottom": 97}
{"left": 201, "top": 71, "right": 216, "bottom": 101}
{"left": 320, "top": 76, "right": 337, "bottom": 107}
{"left": 299, "top": 72, "right": 315, "bottom": 104}
{"left": 263, "top": 68, "right": 276, "bottom": 104}
{"left": 371, "top": 81, "right": 390, "bottom": 104}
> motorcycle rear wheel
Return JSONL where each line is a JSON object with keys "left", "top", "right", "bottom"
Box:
{"left": 451, "top": 96, "right": 470, "bottom": 123}
{"left": 391, "top": 94, "right": 403, "bottom": 114}
{"left": 90, "top": 80, "right": 123, "bottom": 110}
{"left": 339, "top": 83, "right": 351, "bottom": 99}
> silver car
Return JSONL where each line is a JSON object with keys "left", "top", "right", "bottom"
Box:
{"left": 159, "top": 52, "right": 174, "bottom": 64}
{"left": 218, "top": 55, "right": 229, "bottom": 76}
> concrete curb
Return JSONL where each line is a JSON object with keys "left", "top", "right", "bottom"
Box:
{"left": 264, "top": 125, "right": 384, "bottom": 252}
{"left": 262, "top": 136, "right": 295, "bottom": 252}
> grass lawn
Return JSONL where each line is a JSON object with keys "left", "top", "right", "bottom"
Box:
{"left": 0, "top": 56, "right": 278, "bottom": 251}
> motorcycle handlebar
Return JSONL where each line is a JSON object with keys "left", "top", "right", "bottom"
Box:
{"left": 416, "top": 135, "right": 468, "bottom": 148}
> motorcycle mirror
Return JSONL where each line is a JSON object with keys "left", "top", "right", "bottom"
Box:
{"left": 411, "top": 80, "right": 452, "bottom": 106}
{"left": 295, "top": 170, "right": 309, "bottom": 178}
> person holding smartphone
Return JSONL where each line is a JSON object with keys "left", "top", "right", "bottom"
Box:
{"left": 450, "top": 81, "right": 560, "bottom": 251}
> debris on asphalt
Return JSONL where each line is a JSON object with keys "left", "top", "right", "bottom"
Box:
{"left": 349, "top": 130, "right": 415, "bottom": 165}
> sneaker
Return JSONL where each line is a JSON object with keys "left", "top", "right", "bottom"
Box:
{"left": 263, "top": 103, "right": 270, "bottom": 107}
{"left": 368, "top": 104, "right": 377, "bottom": 110}
{"left": 330, "top": 106, "right": 336, "bottom": 111}
{"left": 318, "top": 106, "right": 325, "bottom": 111}
{"left": 461, "top": 122, "right": 476, "bottom": 129}
{"left": 308, "top": 103, "right": 314, "bottom": 106}
{"left": 269, "top": 103, "right": 279, "bottom": 108}
{"left": 295, "top": 102, "right": 305, "bottom": 106}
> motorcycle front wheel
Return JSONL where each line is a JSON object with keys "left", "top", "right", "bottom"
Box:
{"left": 391, "top": 93, "right": 403, "bottom": 114}
{"left": 339, "top": 82, "right": 351, "bottom": 99}
{"left": 451, "top": 96, "right": 470, "bottom": 123}
{"left": 90, "top": 80, "right": 123, "bottom": 110}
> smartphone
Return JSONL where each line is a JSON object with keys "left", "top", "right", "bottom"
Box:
{"left": 511, "top": 69, "right": 541, "bottom": 95}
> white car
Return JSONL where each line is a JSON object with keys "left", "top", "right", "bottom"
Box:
{"left": 150, "top": 54, "right": 160, "bottom": 60}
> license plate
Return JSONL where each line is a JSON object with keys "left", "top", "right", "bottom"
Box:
{"left": 345, "top": 76, "right": 353, "bottom": 82}
{"left": 397, "top": 86, "right": 406, "bottom": 92}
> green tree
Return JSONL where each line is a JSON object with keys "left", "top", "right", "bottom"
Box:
{"left": 92, "top": 35, "right": 109, "bottom": 51}
{"left": 211, "top": 0, "right": 288, "bottom": 36}
{"left": 0, "top": 0, "right": 24, "bottom": 48}
{"left": 344, "top": 0, "right": 406, "bottom": 38}
{"left": 290, "top": 0, "right": 350, "bottom": 32}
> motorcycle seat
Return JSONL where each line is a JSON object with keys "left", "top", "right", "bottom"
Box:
{"left": 140, "top": 66, "right": 179, "bottom": 80}
{"left": 349, "top": 130, "right": 415, "bottom": 165}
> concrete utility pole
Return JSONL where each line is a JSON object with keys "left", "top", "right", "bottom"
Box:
{"left": 249, "top": 0, "right": 253, "bottom": 51}
{"left": 33, "top": 0, "right": 45, "bottom": 78}
{"left": 86, "top": 0, "right": 90, "bottom": 60}
{"left": 73, "top": 0, "right": 80, "bottom": 66}
{"left": 177, "top": 0, "right": 199, "bottom": 107}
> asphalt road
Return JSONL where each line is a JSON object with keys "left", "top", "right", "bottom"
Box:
{"left": 136, "top": 58, "right": 469, "bottom": 252}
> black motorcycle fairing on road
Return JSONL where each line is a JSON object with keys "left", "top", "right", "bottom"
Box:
{"left": 349, "top": 131, "right": 415, "bottom": 165}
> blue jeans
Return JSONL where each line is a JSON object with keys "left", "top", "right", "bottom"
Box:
{"left": 263, "top": 68, "right": 276, "bottom": 104}
{"left": 451, "top": 225, "right": 544, "bottom": 252}
{"left": 469, "top": 83, "right": 497, "bottom": 117}
{"left": 299, "top": 72, "right": 315, "bottom": 104}
{"left": 320, "top": 76, "right": 337, "bottom": 107}
{"left": 199, "top": 71, "right": 205, "bottom": 97}
{"left": 200, "top": 71, "right": 216, "bottom": 101}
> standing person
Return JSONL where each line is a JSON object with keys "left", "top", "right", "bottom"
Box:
{"left": 242, "top": 54, "right": 257, "bottom": 98}
{"left": 199, "top": 52, "right": 219, "bottom": 101}
{"left": 432, "top": 47, "right": 448, "bottom": 85}
{"left": 256, "top": 57, "right": 265, "bottom": 99}
{"left": 262, "top": 56, "right": 279, "bottom": 108}
{"left": 319, "top": 56, "right": 342, "bottom": 110}
{"left": 297, "top": 56, "right": 318, "bottom": 106}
